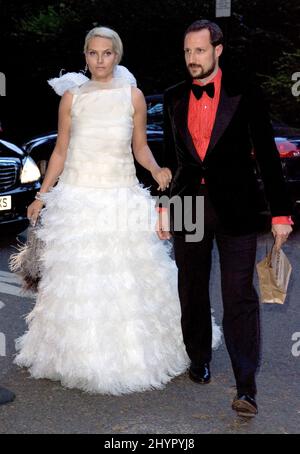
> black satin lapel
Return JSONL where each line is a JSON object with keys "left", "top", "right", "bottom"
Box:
{"left": 173, "top": 88, "right": 203, "bottom": 164}
{"left": 205, "top": 87, "right": 241, "bottom": 159}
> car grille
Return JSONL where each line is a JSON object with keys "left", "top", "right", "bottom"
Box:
{"left": 0, "top": 158, "right": 19, "bottom": 191}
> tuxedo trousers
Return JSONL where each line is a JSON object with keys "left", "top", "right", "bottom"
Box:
{"left": 173, "top": 185, "right": 260, "bottom": 395}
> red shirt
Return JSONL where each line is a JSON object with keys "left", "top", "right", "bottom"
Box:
{"left": 188, "top": 68, "right": 222, "bottom": 161}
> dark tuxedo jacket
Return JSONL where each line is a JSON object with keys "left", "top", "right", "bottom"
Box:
{"left": 159, "top": 72, "right": 292, "bottom": 235}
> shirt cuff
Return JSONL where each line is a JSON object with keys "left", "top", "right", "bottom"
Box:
{"left": 156, "top": 207, "right": 168, "bottom": 213}
{"left": 272, "top": 216, "right": 294, "bottom": 225}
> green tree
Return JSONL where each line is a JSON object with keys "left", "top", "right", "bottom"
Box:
{"left": 1, "top": 0, "right": 299, "bottom": 140}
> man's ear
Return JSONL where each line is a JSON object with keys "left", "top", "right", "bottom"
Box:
{"left": 215, "top": 44, "right": 223, "bottom": 58}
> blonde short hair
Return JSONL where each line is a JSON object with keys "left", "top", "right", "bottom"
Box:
{"left": 84, "top": 27, "right": 123, "bottom": 64}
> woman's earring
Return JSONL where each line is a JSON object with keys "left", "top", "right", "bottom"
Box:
{"left": 80, "top": 64, "right": 88, "bottom": 75}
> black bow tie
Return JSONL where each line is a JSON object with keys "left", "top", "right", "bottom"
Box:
{"left": 191, "top": 82, "right": 215, "bottom": 100}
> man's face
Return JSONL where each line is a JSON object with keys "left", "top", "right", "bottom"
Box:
{"left": 184, "top": 29, "right": 223, "bottom": 80}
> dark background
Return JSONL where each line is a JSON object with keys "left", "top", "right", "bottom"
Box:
{"left": 0, "top": 0, "right": 299, "bottom": 144}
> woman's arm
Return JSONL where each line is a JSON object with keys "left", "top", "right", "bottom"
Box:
{"left": 131, "top": 87, "right": 171, "bottom": 191}
{"left": 39, "top": 90, "right": 73, "bottom": 193}
{"left": 27, "top": 90, "right": 73, "bottom": 224}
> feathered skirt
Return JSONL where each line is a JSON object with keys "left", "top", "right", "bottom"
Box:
{"left": 14, "top": 181, "right": 222, "bottom": 395}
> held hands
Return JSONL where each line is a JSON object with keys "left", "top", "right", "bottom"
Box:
{"left": 27, "top": 199, "right": 44, "bottom": 226}
{"left": 151, "top": 166, "right": 172, "bottom": 191}
{"left": 272, "top": 224, "right": 293, "bottom": 250}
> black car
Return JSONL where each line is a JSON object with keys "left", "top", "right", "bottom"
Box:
{"left": 0, "top": 139, "right": 41, "bottom": 233}
{"left": 23, "top": 95, "right": 300, "bottom": 218}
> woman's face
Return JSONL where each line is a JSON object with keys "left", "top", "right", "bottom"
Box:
{"left": 85, "top": 36, "right": 118, "bottom": 82}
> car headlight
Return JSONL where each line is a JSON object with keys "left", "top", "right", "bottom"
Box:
{"left": 20, "top": 156, "right": 41, "bottom": 183}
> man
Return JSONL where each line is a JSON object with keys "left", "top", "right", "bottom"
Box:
{"left": 157, "top": 19, "right": 293, "bottom": 417}
{"left": 0, "top": 386, "right": 15, "bottom": 405}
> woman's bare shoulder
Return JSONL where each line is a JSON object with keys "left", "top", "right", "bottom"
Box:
{"left": 131, "top": 86, "right": 146, "bottom": 108}
{"left": 59, "top": 90, "right": 74, "bottom": 110}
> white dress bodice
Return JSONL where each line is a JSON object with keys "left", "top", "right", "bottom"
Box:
{"left": 60, "top": 81, "right": 139, "bottom": 188}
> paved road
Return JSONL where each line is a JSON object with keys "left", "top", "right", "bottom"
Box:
{"left": 0, "top": 228, "right": 299, "bottom": 434}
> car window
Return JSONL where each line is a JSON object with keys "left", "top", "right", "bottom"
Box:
{"left": 147, "top": 101, "right": 163, "bottom": 132}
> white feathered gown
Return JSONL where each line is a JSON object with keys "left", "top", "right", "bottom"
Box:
{"left": 14, "top": 79, "right": 222, "bottom": 395}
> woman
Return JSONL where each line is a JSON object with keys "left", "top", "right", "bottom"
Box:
{"left": 14, "top": 27, "right": 221, "bottom": 395}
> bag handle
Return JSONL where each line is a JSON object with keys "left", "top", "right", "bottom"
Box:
{"left": 265, "top": 237, "right": 280, "bottom": 268}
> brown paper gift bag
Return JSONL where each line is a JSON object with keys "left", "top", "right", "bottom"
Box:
{"left": 256, "top": 245, "right": 292, "bottom": 304}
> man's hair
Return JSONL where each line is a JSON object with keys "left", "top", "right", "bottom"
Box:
{"left": 184, "top": 20, "right": 223, "bottom": 47}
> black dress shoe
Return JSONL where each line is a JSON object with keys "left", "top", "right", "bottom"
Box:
{"left": 232, "top": 393, "right": 258, "bottom": 417}
{"left": 0, "top": 386, "right": 16, "bottom": 406}
{"left": 188, "top": 363, "right": 211, "bottom": 384}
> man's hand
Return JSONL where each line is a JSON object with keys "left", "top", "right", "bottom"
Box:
{"left": 272, "top": 224, "right": 293, "bottom": 250}
{"left": 156, "top": 210, "right": 172, "bottom": 240}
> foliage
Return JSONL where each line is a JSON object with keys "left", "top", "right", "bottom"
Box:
{"left": 0, "top": 0, "right": 299, "bottom": 140}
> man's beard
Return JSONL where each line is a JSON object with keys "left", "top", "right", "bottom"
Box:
{"left": 189, "top": 60, "right": 216, "bottom": 80}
